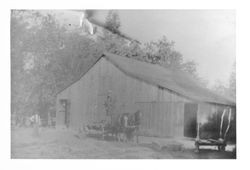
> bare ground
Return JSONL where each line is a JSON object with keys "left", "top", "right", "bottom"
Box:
{"left": 11, "top": 127, "right": 236, "bottom": 159}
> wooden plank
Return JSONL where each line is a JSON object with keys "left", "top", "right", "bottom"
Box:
{"left": 160, "top": 103, "right": 165, "bottom": 136}
{"left": 162, "top": 103, "right": 167, "bottom": 137}
{"left": 155, "top": 103, "right": 160, "bottom": 136}
{"left": 178, "top": 102, "right": 184, "bottom": 137}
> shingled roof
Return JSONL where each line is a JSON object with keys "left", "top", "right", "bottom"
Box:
{"left": 104, "top": 52, "right": 235, "bottom": 106}
{"left": 57, "top": 52, "right": 235, "bottom": 106}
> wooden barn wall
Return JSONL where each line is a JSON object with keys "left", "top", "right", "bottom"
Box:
{"left": 99, "top": 58, "right": 191, "bottom": 137}
{"left": 56, "top": 58, "right": 100, "bottom": 130}
{"left": 72, "top": 59, "right": 100, "bottom": 129}
{"left": 56, "top": 57, "right": 193, "bottom": 137}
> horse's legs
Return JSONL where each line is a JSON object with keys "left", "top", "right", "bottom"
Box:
{"left": 135, "top": 128, "right": 139, "bottom": 144}
{"left": 122, "top": 132, "right": 126, "bottom": 142}
{"left": 121, "top": 131, "right": 124, "bottom": 142}
{"left": 117, "top": 133, "right": 120, "bottom": 142}
{"left": 124, "top": 130, "right": 129, "bottom": 143}
{"left": 118, "top": 133, "right": 122, "bottom": 142}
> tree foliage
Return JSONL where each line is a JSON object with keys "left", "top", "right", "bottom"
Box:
{"left": 143, "top": 36, "right": 197, "bottom": 75}
{"left": 211, "top": 62, "right": 236, "bottom": 99}
{"left": 229, "top": 62, "right": 236, "bottom": 99}
{"left": 11, "top": 11, "right": 98, "bottom": 118}
{"left": 11, "top": 10, "right": 200, "bottom": 121}
{"left": 105, "top": 10, "right": 121, "bottom": 34}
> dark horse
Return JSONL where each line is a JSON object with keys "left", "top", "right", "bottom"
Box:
{"left": 109, "top": 110, "right": 141, "bottom": 143}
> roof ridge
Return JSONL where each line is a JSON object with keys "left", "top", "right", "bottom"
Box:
{"left": 103, "top": 52, "right": 235, "bottom": 106}
{"left": 57, "top": 52, "right": 235, "bottom": 106}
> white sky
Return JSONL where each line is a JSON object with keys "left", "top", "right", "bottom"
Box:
{"left": 54, "top": 10, "right": 235, "bottom": 87}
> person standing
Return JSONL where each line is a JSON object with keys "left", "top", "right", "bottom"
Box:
{"left": 104, "top": 91, "right": 114, "bottom": 125}
{"left": 32, "top": 113, "right": 40, "bottom": 137}
{"left": 134, "top": 111, "right": 141, "bottom": 144}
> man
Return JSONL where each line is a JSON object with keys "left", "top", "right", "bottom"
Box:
{"left": 104, "top": 91, "right": 114, "bottom": 125}
{"left": 134, "top": 110, "right": 141, "bottom": 144}
{"left": 31, "top": 113, "right": 41, "bottom": 137}
{"left": 120, "top": 113, "right": 129, "bottom": 142}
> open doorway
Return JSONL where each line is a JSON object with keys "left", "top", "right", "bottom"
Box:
{"left": 184, "top": 103, "right": 198, "bottom": 138}
{"left": 60, "top": 99, "right": 70, "bottom": 128}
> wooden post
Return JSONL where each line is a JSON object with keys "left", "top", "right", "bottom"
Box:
{"left": 220, "top": 109, "right": 226, "bottom": 139}
{"left": 224, "top": 108, "right": 232, "bottom": 140}
{"left": 48, "top": 111, "right": 51, "bottom": 127}
{"left": 196, "top": 122, "right": 200, "bottom": 140}
{"left": 196, "top": 104, "right": 200, "bottom": 140}
{"left": 33, "top": 114, "right": 40, "bottom": 137}
{"left": 195, "top": 104, "right": 200, "bottom": 153}
{"left": 102, "top": 125, "right": 105, "bottom": 140}
{"left": 135, "top": 126, "right": 139, "bottom": 144}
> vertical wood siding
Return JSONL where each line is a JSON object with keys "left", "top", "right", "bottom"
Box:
{"left": 57, "top": 57, "right": 193, "bottom": 137}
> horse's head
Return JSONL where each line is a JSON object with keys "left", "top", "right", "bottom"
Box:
{"left": 135, "top": 110, "right": 141, "bottom": 117}
{"left": 134, "top": 110, "right": 141, "bottom": 125}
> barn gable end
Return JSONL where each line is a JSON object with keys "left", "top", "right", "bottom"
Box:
{"left": 56, "top": 52, "right": 236, "bottom": 138}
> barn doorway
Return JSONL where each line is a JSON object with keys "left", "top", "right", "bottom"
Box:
{"left": 60, "top": 99, "right": 70, "bottom": 128}
{"left": 184, "top": 103, "right": 198, "bottom": 138}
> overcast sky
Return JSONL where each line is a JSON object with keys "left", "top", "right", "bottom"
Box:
{"left": 54, "top": 10, "right": 235, "bottom": 87}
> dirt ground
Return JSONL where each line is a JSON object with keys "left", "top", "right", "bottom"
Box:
{"left": 11, "top": 127, "right": 236, "bottom": 159}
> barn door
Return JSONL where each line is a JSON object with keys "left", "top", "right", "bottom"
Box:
{"left": 65, "top": 100, "right": 70, "bottom": 128}
{"left": 60, "top": 99, "right": 70, "bottom": 128}
{"left": 184, "top": 103, "right": 198, "bottom": 138}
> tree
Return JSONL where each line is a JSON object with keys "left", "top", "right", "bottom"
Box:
{"left": 11, "top": 11, "right": 38, "bottom": 117}
{"left": 229, "top": 62, "right": 236, "bottom": 99}
{"left": 11, "top": 11, "right": 97, "bottom": 121}
{"left": 144, "top": 36, "right": 174, "bottom": 65}
{"left": 143, "top": 36, "right": 198, "bottom": 77}
{"left": 105, "top": 10, "right": 121, "bottom": 34}
{"left": 104, "top": 12, "right": 196, "bottom": 75}
{"left": 11, "top": 10, "right": 200, "bottom": 125}
{"left": 212, "top": 80, "right": 230, "bottom": 97}
{"left": 182, "top": 60, "right": 197, "bottom": 76}
{"left": 211, "top": 62, "right": 236, "bottom": 99}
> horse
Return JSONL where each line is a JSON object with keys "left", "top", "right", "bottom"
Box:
{"left": 112, "top": 110, "right": 142, "bottom": 143}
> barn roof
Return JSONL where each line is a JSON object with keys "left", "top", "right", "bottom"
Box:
{"left": 57, "top": 52, "right": 235, "bottom": 106}
{"left": 103, "top": 52, "right": 236, "bottom": 106}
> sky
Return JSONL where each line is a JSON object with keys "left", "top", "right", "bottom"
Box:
{"left": 54, "top": 10, "right": 235, "bottom": 87}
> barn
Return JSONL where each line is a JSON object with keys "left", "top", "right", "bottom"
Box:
{"left": 56, "top": 52, "right": 236, "bottom": 139}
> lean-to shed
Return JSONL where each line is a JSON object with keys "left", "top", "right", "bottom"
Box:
{"left": 56, "top": 52, "right": 236, "bottom": 138}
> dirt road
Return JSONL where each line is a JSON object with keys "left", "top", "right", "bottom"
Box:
{"left": 11, "top": 127, "right": 236, "bottom": 159}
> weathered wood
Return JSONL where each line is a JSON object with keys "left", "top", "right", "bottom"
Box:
{"left": 56, "top": 57, "right": 193, "bottom": 137}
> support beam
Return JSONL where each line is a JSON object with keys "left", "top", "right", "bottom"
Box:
{"left": 196, "top": 104, "right": 200, "bottom": 140}
{"left": 219, "top": 108, "right": 227, "bottom": 138}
